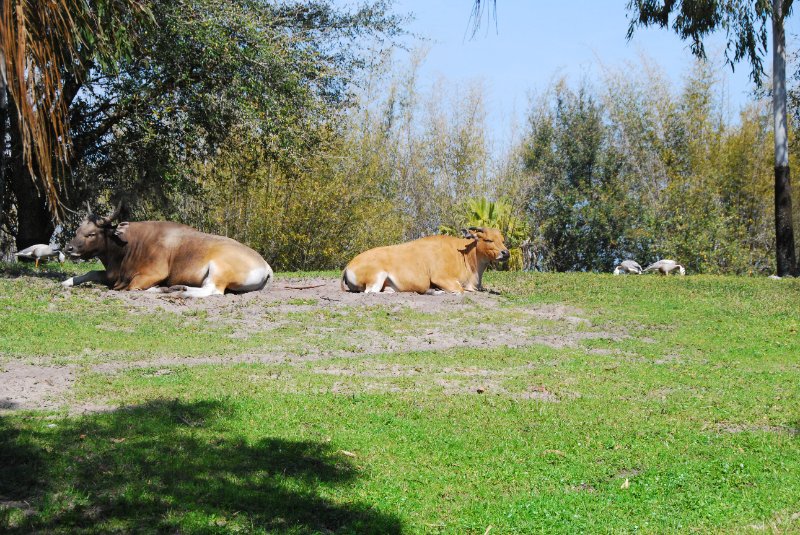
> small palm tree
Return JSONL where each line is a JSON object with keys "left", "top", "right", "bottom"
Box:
{"left": 464, "top": 197, "right": 529, "bottom": 248}
{"left": 441, "top": 197, "right": 531, "bottom": 270}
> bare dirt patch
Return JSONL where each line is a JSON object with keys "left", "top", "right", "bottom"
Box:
{"left": 709, "top": 422, "right": 800, "bottom": 436}
{"left": 0, "top": 362, "right": 115, "bottom": 414}
{"left": 114, "top": 276, "right": 505, "bottom": 317}
{"left": 103, "top": 277, "right": 618, "bottom": 362}
{"left": 0, "top": 362, "right": 76, "bottom": 411}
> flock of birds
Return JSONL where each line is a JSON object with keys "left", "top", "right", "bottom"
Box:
{"left": 613, "top": 259, "right": 685, "bottom": 276}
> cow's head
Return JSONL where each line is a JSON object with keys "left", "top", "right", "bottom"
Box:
{"left": 461, "top": 227, "right": 510, "bottom": 262}
{"left": 65, "top": 203, "right": 123, "bottom": 260}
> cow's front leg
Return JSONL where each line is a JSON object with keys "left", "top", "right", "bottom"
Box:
{"left": 62, "top": 270, "right": 108, "bottom": 288}
{"left": 126, "top": 273, "right": 167, "bottom": 291}
{"left": 430, "top": 278, "right": 464, "bottom": 293}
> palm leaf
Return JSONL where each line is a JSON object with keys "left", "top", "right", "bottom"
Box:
{"left": 0, "top": 0, "right": 150, "bottom": 218}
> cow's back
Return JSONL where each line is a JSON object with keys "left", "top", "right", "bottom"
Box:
{"left": 344, "top": 235, "right": 470, "bottom": 293}
{"left": 121, "top": 222, "right": 267, "bottom": 288}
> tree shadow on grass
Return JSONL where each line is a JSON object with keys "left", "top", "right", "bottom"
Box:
{"left": 0, "top": 261, "right": 70, "bottom": 281}
{"left": 0, "top": 399, "right": 402, "bottom": 534}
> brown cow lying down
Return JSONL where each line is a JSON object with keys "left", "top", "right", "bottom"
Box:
{"left": 62, "top": 205, "right": 272, "bottom": 297}
{"left": 342, "top": 227, "right": 509, "bottom": 294}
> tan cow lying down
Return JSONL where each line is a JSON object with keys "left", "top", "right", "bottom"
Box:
{"left": 62, "top": 204, "right": 272, "bottom": 297}
{"left": 342, "top": 227, "right": 509, "bottom": 294}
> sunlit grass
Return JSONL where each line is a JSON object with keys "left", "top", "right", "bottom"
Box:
{"left": 1, "top": 270, "right": 799, "bottom": 533}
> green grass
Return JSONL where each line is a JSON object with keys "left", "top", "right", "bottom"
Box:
{"left": 1, "top": 268, "right": 799, "bottom": 533}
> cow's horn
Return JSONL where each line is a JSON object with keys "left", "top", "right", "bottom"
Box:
{"left": 468, "top": 226, "right": 486, "bottom": 233}
{"left": 461, "top": 228, "right": 478, "bottom": 239}
{"left": 98, "top": 201, "right": 123, "bottom": 226}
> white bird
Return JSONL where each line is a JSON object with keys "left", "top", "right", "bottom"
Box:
{"left": 643, "top": 259, "right": 685, "bottom": 276}
{"left": 15, "top": 244, "right": 66, "bottom": 268}
{"left": 613, "top": 260, "right": 643, "bottom": 275}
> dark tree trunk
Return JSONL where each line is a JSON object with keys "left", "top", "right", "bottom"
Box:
{"left": 0, "top": 52, "right": 7, "bottom": 226}
{"left": 10, "top": 165, "right": 54, "bottom": 250}
{"left": 775, "top": 165, "right": 796, "bottom": 275}
{"left": 0, "top": 84, "right": 7, "bottom": 219}
{"left": 8, "top": 102, "right": 54, "bottom": 250}
{"left": 772, "top": 0, "right": 797, "bottom": 276}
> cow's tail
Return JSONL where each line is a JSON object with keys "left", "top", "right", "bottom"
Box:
{"left": 261, "top": 261, "right": 274, "bottom": 291}
{"left": 341, "top": 268, "right": 363, "bottom": 292}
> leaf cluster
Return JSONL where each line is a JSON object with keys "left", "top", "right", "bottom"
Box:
{"left": 626, "top": 0, "right": 781, "bottom": 85}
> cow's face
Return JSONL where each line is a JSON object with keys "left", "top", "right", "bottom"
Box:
{"left": 472, "top": 227, "right": 510, "bottom": 262}
{"left": 65, "top": 218, "right": 108, "bottom": 260}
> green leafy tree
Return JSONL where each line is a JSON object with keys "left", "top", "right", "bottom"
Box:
{"left": 1, "top": 0, "right": 406, "bottom": 253}
{"left": 514, "top": 61, "right": 777, "bottom": 274}
{"left": 74, "top": 0, "right": 404, "bottom": 213}
{"left": 626, "top": 0, "right": 797, "bottom": 276}
{"left": 521, "top": 81, "right": 631, "bottom": 272}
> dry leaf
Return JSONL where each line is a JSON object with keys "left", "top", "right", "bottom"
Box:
{"left": 339, "top": 450, "right": 357, "bottom": 458}
{"left": 110, "top": 437, "right": 126, "bottom": 444}
{"left": 620, "top": 478, "right": 630, "bottom": 489}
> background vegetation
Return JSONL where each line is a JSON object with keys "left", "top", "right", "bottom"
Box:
{"left": 1, "top": 0, "right": 799, "bottom": 273}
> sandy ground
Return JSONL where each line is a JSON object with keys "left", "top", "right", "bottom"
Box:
{"left": 1, "top": 277, "right": 622, "bottom": 412}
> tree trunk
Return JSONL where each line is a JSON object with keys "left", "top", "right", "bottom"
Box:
{"left": 0, "top": 51, "right": 7, "bottom": 233}
{"left": 8, "top": 99, "right": 54, "bottom": 250}
{"left": 772, "top": 0, "right": 797, "bottom": 276}
{"left": 0, "top": 81, "right": 7, "bottom": 223}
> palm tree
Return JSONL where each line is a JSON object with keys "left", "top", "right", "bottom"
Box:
{"left": 0, "top": 0, "right": 148, "bottom": 221}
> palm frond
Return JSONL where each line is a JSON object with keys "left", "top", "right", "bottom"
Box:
{"left": 0, "top": 0, "right": 150, "bottom": 219}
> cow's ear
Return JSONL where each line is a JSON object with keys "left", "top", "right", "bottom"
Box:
{"left": 461, "top": 228, "right": 478, "bottom": 240}
{"left": 113, "top": 221, "right": 130, "bottom": 243}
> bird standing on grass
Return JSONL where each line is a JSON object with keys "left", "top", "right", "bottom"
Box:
{"left": 643, "top": 259, "right": 685, "bottom": 276}
{"left": 15, "top": 244, "right": 66, "bottom": 268}
{"left": 613, "top": 260, "right": 643, "bottom": 275}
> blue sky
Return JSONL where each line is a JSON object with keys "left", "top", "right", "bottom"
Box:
{"left": 381, "top": 1, "right": 800, "bottom": 146}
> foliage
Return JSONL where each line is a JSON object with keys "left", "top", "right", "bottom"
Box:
{"left": 201, "top": 50, "right": 502, "bottom": 271}
{"left": 3, "top": 3, "right": 797, "bottom": 274}
{"left": 625, "top": 0, "right": 798, "bottom": 276}
{"left": 185, "top": 123, "right": 405, "bottom": 271}
{"left": 512, "top": 61, "right": 781, "bottom": 274}
{"left": 626, "top": 0, "right": 776, "bottom": 85}
{"left": 69, "top": 0, "right": 406, "bottom": 215}
{"left": 0, "top": 0, "right": 150, "bottom": 215}
{"left": 1, "top": 0, "right": 407, "bottom": 249}
{"left": 520, "top": 81, "right": 629, "bottom": 272}
{"left": 372, "top": 53, "right": 493, "bottom": 241}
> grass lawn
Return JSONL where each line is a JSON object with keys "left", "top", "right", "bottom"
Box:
{"left": 1, "top": 262, "right": 799, "bottom": 533}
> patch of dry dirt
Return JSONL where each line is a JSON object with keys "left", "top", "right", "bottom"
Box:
{"left": 709, "top": 422, "right": 800, "bottom": 436}
{"left": 114, "top": 276, "right": 504, "bottom": 317}
{"left": 0, "top": 362, "right": 76, "bottom": 411}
